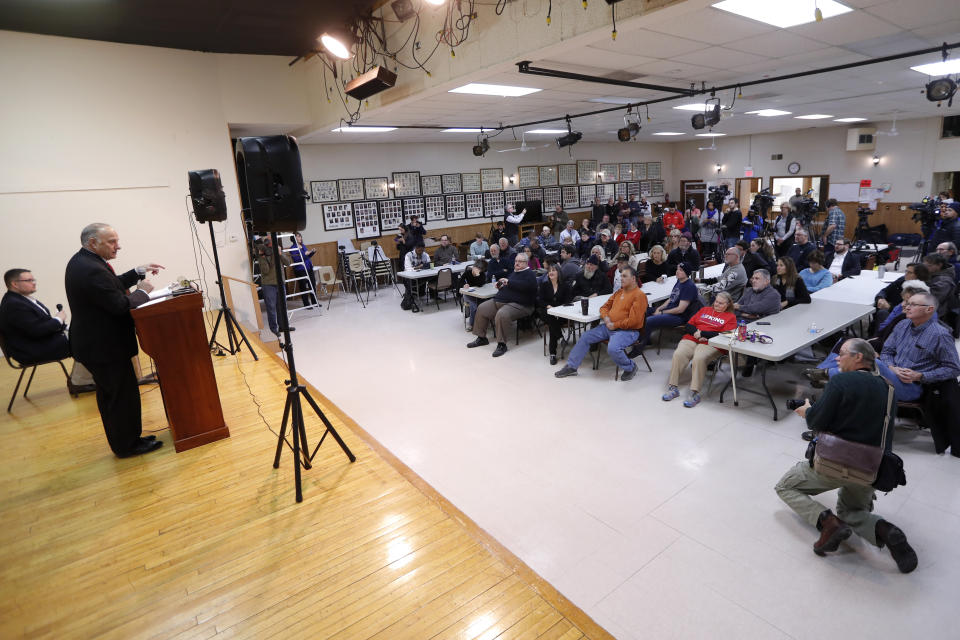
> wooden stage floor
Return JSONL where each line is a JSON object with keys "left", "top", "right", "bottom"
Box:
{"left": 0, "top": 331, "right": 609, "bottom": 640}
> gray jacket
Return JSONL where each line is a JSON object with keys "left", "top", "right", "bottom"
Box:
{"left": 701, "top": 262, "right": 747, "bottom": 301}
{"left": 736, "top": 284, "right": 781, "bottom": 319}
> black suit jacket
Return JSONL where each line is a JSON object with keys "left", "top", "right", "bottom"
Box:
{"left": 823, "top": 248, "right": 862, "bottom": 278}
{"left": 0, "top": 291, "right": 71, "bottom": 364}
{"left": 64, "top": 248, "right": 149, "bottom": 365}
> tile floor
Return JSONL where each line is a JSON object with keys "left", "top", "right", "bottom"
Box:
{"left": 277, "top": 282, "right": 960, "bottom": 640}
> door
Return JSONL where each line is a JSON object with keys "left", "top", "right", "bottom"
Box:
{"left": 682, "top": 180, "right": 707, "bottom": 212}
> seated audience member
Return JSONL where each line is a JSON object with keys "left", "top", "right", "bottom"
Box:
{"left": 773, "top": 256, "right": 811, "bottom": 309}
{"left": 514, "top": 230, "right": 536, "bottom": 251}
{"left": 402, "top": 242, "right": 431, "bottom": 307}
{"left": 597, "top": 213, "right": 614, "bottom": 234}
{"left": 624, "top": 221, "right": 642, "bottom": 249}
{"left": 577, "top": 231, "right": 594, "bottom": 260}
{"left": 523, "top": 245, "right": 542, "bottom": 271}
{"left": 799, "top": 250, "right": 833, "bottom": 293}
{"left": 874, "top": 262, "right": 928, "bottom": 326}
{"left": 666, "top": 233, "right": 701, "bottom": 275}
{"left": 572, "top": 255, "right": 613, "bottom": 298}
{"left": 558, "top": 246, "right": 581, "bottom": 283}
{"left": 733, "top": 269, "right": 781, "bottom": 321}
{"left": 538, "top": 262, "right": 574, "bottom": 365}
{"left": 612, "top": 224, "right": 624, "bottom": 245}
{"left": 537, "top": 225, "right": 555, "bottom": 248}
{"left": 643, "top": 244, "right": 672, "bottom": 283}
{"left": 579, "top": 217, "right": 594, "bottom": 236}
{"left": 936, "top": 241, "right": 960, "bottom": 282}
{"left": 597, "top": 229, "right": 618, "bottom": 259}
{"left": 0, "top": 268, "right": 96, "bottom": 395}
{"left": 807, "top": 285, "right": 933, "bottom": 386}
{"left": 741, "top": 238, "right": 767, "bottom": 278}
{"left": 468, "top": 232, "right": 489, "bottom": 261}
{"left": 490, "top": 220, "right": 507, "bottom": 245}
{"left": 664, "top": 229, "right": 682, "bottom": 254}
{"left": 786, "top": 227, "right": 815, "bottom": 271}
{"left": 639, "top": 264, "right": 699, "bottom": 347}
{"left": 638, "top": 215, "right": 665, "bottom": 252}
{"left": 589, "top": 245, "right": 610, "bottom": 274}
{"left": 699, "top": 246, "right": 747, "bottom": 302}
{"left": 662, "top": 205, "right": 685, "bottom": 232}
{"left": 618, "top": 241, "right": 641, "bottom": 270}
{"left": 555, "top": 267, "right": 648, "bottom": 381}
{"left": 486, "top": 244, "right": 512, "bottom": 282}
{"left": 559, "top": 220, "right": 578, "bottom": 245}
{"left": 823, "top": 239, "right": 861, "bottom": 280}
{"left": 528, "top": 237, "right": 547, "bottom": 265}
{"left": 610, "top": 254, "right": 630, "bottom": 292}
{"left": 497, "top": 237, "right": 515, "bottom": 262}
{"left": 459, "top": 260, "right": 487, "bottom": 331}
{"left": 467, "top": 253, "right": 537, "bottom": 358}
{"left": 922, "top": 252, "right": 957, "bottom": 318}
{"left": 433, "top": 234, "right": 459, "bottom": 266}
{"left": 662, "top": 291, "right": 738, "bottom": 407}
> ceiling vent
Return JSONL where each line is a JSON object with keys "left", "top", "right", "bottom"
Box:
{"left": 846, "top": 127, "right": 876, "bottom": 151}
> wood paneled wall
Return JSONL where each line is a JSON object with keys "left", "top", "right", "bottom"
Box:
{"left": 836, "top": 202, "right": 923, "bottom": 237}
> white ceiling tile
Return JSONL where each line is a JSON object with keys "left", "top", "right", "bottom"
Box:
{"left": 727, "top": 31, "right": 834, "bottom": 58}
{"left": 865, "top": 0, "right": 960, "bottom": 31}
{"left": 789, "top": 11, "right": 901, "bottom": 45}
{"left": 670, "top": 47, "right": 767, "bottom": 69}
{"left": 910, "top": 20, "right": 960, "bottom": 44}
{"left": 642, "top": 7, "right": 777, "bottom": 44}
{"left": 589, "top": 29, "right": 708, "bottom": 58}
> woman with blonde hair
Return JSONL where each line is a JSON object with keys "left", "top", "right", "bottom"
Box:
{"left": 643, "top": 244, "right": 672, "bottom": 283}
{"left": 665, "top": 228, "right": 683, "bottom": 253}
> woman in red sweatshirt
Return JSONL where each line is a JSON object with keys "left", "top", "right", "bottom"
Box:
{"left": 662, "top": 291, "right": 738, "bottom": 407}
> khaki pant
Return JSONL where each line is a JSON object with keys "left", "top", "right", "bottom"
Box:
{"left": 473, "top": 301, "right": 533, "bottom": 344}
{"left": 668, "top": 339, "right": 723, "bottom": 392}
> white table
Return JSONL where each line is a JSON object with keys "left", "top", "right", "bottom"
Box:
{"left": 396, "top": 260, "right": 474, "bottom": 281}
{"left": 707, "top": 300, "right": 875, "bottom": 420}
{"left": 810, "top": 271, "right": 897, "bottom": 305}
{"left": 459, "top": 282, "right": 498, "bottom": 300}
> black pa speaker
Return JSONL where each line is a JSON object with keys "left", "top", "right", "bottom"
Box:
{"left": 188, "top": 169, "right": 228, "bottom": 222}
{"left": 235, "top": 135, "right": 307, "bottom": 232}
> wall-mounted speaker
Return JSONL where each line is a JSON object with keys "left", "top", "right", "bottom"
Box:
{"left": 188, "top": 169, "right": 228, "bottom": 222}
{"left": 235, "top": 135, "right": 307, "bottom": 232}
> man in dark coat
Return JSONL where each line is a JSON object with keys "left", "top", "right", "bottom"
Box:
{"left": 0, "top": 269, "right": 95, "bottom": 395}
{"left": 65, "top": 223, "right": 164, "bottom": 458}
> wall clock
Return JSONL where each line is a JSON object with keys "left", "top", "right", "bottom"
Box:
{"left": 787, "top": 162, "right": 801, "bottom": 175}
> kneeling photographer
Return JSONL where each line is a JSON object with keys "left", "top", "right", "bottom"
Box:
{"left": 774, "top": 338, "right": 915, "bottom": 573}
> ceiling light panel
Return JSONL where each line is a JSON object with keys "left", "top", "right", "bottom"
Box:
{"left": 449, "top": 83, "right": 542, "bottom": 97}
{"left": 673, "top": 103, "right": 730, "bottom": 111}
{"left": 834, "top": 117, "right": 867, "bottom": 122}
{"left": 330, "top": 126, "right": 397, "bottom": 132}
{"left": 910, "top": 59, "right": 960, "bottom": 76}
{"left": 794, "top": 114, "right": 834, "bottom": 119}
{"left": 442, "top": 128, "right": 484, "bottom": 132}
{"left": 711, "top": 0, "right": 853, "bottom": 29}
{"left": 526, "top": 129, "right": 567, "bottom": 134}
{"left": 745, "top": 109, "right": 792, "bottom": 117}
{"left": 695, "top": 133, "right": 726, "bottom": 137}
{"left": 652, "top": 132, "right": 686, "bottom": 136}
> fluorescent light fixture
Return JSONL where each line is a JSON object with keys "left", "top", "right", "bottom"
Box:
{"left": 910, "top": 59, "right": 960, "bottom": 76}
{"left": 712, "top": 0, "right": 853, "bottom": 29}
{"left": 424, "top": 0, "right": 447, "bottom": 5}
{"left": 330, "top": 126, "right": 397, "bottom": 132}
{"left": 525, "top": 129, "right": 567, "bottom": 134}
{"left": 834, "top": 117, "right": 867, "bottom": 122}
{"left": 673, "top": 103, "right": 729, "bottom": 111}
{"left": 695, "top": 133, "right": 726, "bottom": 137}
{"left": 795, "top": 114, "right": 833, "bottom": 120}
{"left": 652, "top": 132, "right": 686, "bottom": 136}
{"left": 746, "top": 109, "right": 792, "bottom": 117}
{"left": 449, "top": 83, "right": 541, "bottom": 97}
{"left": 589, "top": 97, "right": 637, "bottom": 105}
{"left": 442, "top": 128, "right": 484, "bottom": 132}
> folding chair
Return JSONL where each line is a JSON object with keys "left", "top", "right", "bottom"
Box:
{"left": 0, "top": 330, "right": 71, "bottom": 412}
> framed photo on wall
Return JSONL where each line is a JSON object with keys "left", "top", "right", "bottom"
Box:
{"left": 597, "top": 183, "right": 615, "bottom": 200}
{"left": 616, "top": 182, "right": 628, "bottom": 199}
{"left": 338, "top": 178, "right": 364, "bottom": 201}
{"left": 543, "top": 187, "right": 561, "bottom": 211}
{"left": 518, "top": 166, "right": 539, "bottom": 188}
{"left": 364, "top": 177, "right": 389, "bottom": 200}
{"left": 402, "top": 198, "right": 425, "bottom": 223}
{"left": 651, "top": 180, "right": 665, "bottom": 196}
{"left": 461, "top": 172, "right": 482, "bottom": 193}
{"left": 378, "top": 199, "right": 403, "bottom": 231}
{"left": 599, "top": 163, "right": 619, "bottom": 183}
{"left": 633, "top": 162, "right": 647, "bottom": 180}
{"left": 627, "top": 182, "right": 640, "bottom": 199}
{"left": 445, "top": 194, "right": 466, "bottom": 220}
{"left": 465, "top": 192, "right": 484, "bottom": 218}
{"left": 558, "top": 164, "right": 578, "bottom": 185}
{"left": 483, "top": 191, "right": 505, "bottom": 217}
{"left": 322, "top": 203, "right": 354, "bottom": 231}
{"left": 442, "top": 173, "right": 462, "bottom": 194}
{"left": 310, "top": 180, "right": 338, "bottom": 203}
{"left": 647, "top": 162, "right": 662, "bottom": 179}
{"left": 421, "top": 174, "right": 442, "bottom": 196}
{"left": 480, "top": 168, "right": 504, "bottom": 191}
{"left": 577, "top": 160, "right": 598, "bottom": 184}
{"left": 562, "top": 186, "right": 579, "bottom": 208}
{"left": 525, "top": 188, "right": 543, "bottom": 204}
{"left": 424, "top": 195, "right": 445, "bottom": 222}
{"left": 619, "top": 163, "right": 634, "bottom": 181}
{"left": 539, "top": 165, "right": 558, "bottom": 187}
{"left": 579, "top": 184, "right": 596, "bottom": 207}
{"left": 391, "top": 171, "right": 421, "bottom": 197}
{"left": 353, "top": 201, "right": 381, "bottom": 239}
{"left": 504, "top": 190, "right": 525, "bottom": 207}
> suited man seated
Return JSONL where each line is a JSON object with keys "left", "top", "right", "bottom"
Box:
{"left": 823, "top": 238, "right": 861, "bottom": 280}
{"left": 0, "top": 269, "right": 95, "bottom": 395}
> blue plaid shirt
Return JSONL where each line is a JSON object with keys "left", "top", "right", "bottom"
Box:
{"left": 825, "top": 206, "right": 845, "bottom": 243}
{"left": 880, "top": 317, "right": 960, "bottom": 383}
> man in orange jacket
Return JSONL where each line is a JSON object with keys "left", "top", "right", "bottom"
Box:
{"left": 555, "top": 266, "right": 648, "bottom": 381}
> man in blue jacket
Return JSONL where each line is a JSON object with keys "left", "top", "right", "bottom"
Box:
{"left": 468, "top": 253, "right": 537, "bottom": 357}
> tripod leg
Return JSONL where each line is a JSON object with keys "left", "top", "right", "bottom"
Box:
{"left": 208, "top": 309, "right": 225, "bottom": 350}
{"left": 291, "top": 392, "right": 303, "bottom": 503}
{"left": 300, "top": 388, "right": 357, "bottom": 462}
{"left": 224, "top": 307, "right": 258, "bottom": 360}
{"left": 273, "top": 392, "right": 294, "bottom": 468}
{"left": 294, "top": 390, "right": 312, "bottom": 470}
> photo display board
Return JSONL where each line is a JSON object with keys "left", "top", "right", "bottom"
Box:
{"left": 647, "top": 162, "right": 662, "bottom": 179}
{"left": 461, "top": 172, "right": 482, "bottom": 192}
{"left": 640, "top": 180, "right": 652, "bottom": 196}
{"left": 577, "top": 160, "right": 598, "bottom": 184}
{"left": 633, "top": 163, "right": 647, "bottom": 180}
{"left": 525, "top": 188, "right": 543, "bottom": 203}
{"left": 543, "top": 187, "right": 561, "bottom": 211}
{"left": 597, "top": 183, "right": 615, "bottom": 200}
{"left": 424, "top": 195, "right": 446, "bottom": 221}
{"left": 579, "top": 185, "right": 596, "bottom": 207}
{"left": 391, "top": 171, "right": 421, "bottom": 197}
{"left": 619, "top": 163, "right": 634, "bottom": 181}
{"left": 651, "top": 180, "right": 665, "bottom": 196}
{"left": 378, "top": 199, "right": 403, "bottom": 231}
{"left": 445, "top": 194, "right": 465, "bottom": 220}
{"left": 338, "top": 178, "right": 364, "bottom": 201}
{"left": 403, "top": 198, "right": 425, "bottom": 222}
{"left": 504, "top": 190, "right": 525, "bottom": 207}
{"left": 421, "top": 175, "right": 442, "bottom": 196}
{"left": 353, "top": 201, "right": 381, "bottom": 239}
{"left": 442, "top": 173, "right": 462, "bottom": 194}
{"left": 558, "top": 164, "right": 578, "bottom": 185}
{"left": 627, "top": 182, "right": 640, "bottom": 199}
{"left": 518, "top": 166, "right": 539, "bottom": 188}
{"left": 562, "top": 186, "right": 579, "bottom": 208}
{"left": 310, "top": 180, "right": 338, "bottom": 203}
{"left": 616, "top": 182, "right": 628, "bottom": 199}
{"left": 480, "top": 168, "right": 503, "bottom": 191}
{"left": 322, "top": 203, "right": 354, "bottom": 231}
{"left": 599, "top": 163, "right": 619, "bottom": 183}
{"left": 483, "top": 191, "right": 505, "bottom": 217}
{"left": 364, "top": 177, "right": 389, "bottom": 200}
{"left": 465, "top": 192, "right": 484, "bottom": 218}
{"left": 538, "top": 165, "right": 558, "bottom": 187}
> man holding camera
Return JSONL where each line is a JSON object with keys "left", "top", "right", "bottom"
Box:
{"left": 255, "top": 235, "right": 292, "bottom": 335}
{"left": 775, "top": 338, "right": 917, "bottom": 573}
{"left": 930, "top": 201, "right": 960, "bottom": 250}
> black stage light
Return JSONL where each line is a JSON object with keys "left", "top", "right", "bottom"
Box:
{"left": 617, "top": 121, "right": 640, "bottom": 141}
{"left": 691, "top": 103, "right": 721, "bottom": 130}
{"left": 926, "top": 78, "right": 957, "bottom": 106}
{"left": 556, "top": 131, "right": 582, "bottom": 148}
{"left": 472, "top": 137, "right": 489, "bottom": 156}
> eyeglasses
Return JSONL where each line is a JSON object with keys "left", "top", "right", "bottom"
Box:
{"left": 902, "top": 303, "right": 933, "bottom": 309}
{"left": 17, "top": 278, "right": 36, "bottom": 283}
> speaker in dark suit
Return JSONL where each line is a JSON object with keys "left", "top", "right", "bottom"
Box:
{"left": 65, "top": 224, "right": 163, "bottom": 458}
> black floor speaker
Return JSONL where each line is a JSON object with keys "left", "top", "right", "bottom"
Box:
{"left": 235, "top": 135, "right": 307, "bottom": 232}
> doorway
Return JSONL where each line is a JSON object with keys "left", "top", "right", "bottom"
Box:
{"left": 682, "top": 180, "right": 706, "bottom": 212}
{"left": 735, "top": 177, "right": 762, "bottom": 210}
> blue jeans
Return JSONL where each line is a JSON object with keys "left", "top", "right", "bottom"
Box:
{"left": 640, "top": 311, "right": 684, "bottom": 346}
{"left": 262, "top": 284, "right": 280, "bottom": 334}
{"left": 817, "top": 354, "right": 918, "bottom": 401}
{"left": 465, "top": 295, "right": 480, "bottom": 325}
{"left": 567, "top": 324, "right": 639, "bottom": 371}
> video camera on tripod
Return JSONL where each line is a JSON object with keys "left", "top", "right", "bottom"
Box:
{"left": 908, "top": 196, "right": 942, "bottom": 234}
{"left": 793, "top": 190, "right": 821, "bottom": 227}
{"left": 707, "top": 184, "right": 729, "bottom": 209}
{"left": 750, "top": 188, "right": 775, "bottom": 217}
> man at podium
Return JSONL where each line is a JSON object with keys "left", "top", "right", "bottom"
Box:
{"left": 65, "top": 223, "right": 164, "bottom": 458}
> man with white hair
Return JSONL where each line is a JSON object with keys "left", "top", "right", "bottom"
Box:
{"left": 65, "top": 223, "right": 164, "bottom": 458}
{"left": 503, "top": 203, "right": 527, "bottom": 246}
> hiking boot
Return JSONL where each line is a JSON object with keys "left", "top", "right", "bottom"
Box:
{"left": 876, "top": 520, "right": 918, "bottom": 574}
{"left": 813, "top": 510, "right": 852, "bottom": 556}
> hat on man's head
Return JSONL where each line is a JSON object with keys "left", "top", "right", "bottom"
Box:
{"left": 586, "top": 255, "right": 600, "bottom": 266}
{"left": 948, "top": 201, "right": 960, "bottom": 213}
{"left": 675, "top": 263, "right": 690, "bottom": 275}
{"left": 600, "top": 229, "right": 611, "bottom": 237}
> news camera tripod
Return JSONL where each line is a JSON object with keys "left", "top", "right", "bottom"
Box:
{"left": 267, "top": 232, "right": 356, "bottom": 502}
{"left": 207, "top": 221, "right": 258, "bottom": 360}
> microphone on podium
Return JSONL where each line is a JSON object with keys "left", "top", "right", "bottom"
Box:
{"left": 56, "top": 304, "right": 63, "bottom": 312}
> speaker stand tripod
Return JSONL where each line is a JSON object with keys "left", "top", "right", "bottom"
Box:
{"left": 206, "top": 221, "right": 258, "bottom": 360}
{"left": 268, "top": 233, "right": 356, "bottom": 502}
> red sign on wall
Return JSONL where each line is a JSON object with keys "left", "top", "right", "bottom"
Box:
{"left": 860, "top": 179, "right": 872, "bottom": 188}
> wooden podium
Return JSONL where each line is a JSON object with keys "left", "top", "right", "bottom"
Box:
{"left": 132, "top": 292, "right": 229, "bottom": 452}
